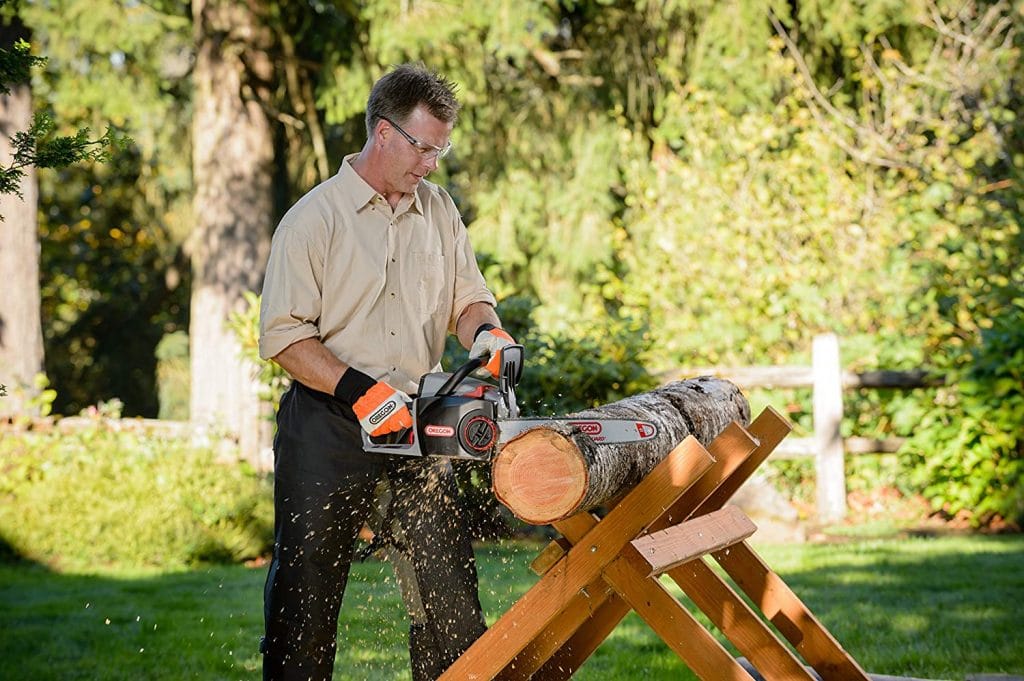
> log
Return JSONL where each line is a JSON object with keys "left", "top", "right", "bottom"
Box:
{"left": 492, "top": 377, "right": 750, "bottom": 524}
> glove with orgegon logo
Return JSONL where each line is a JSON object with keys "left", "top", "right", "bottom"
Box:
{"left": 468, "top": 323, "right": 515, "bottom": 378}
{"left": 334, "top": 368, "right": 412, "bottom": 436}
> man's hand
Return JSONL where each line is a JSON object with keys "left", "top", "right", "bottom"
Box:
{"left": 334, "top": 369, "right": 413, "bottom": 436}
{"left": 469, "top": 324, "right": 515, "bottom": 378}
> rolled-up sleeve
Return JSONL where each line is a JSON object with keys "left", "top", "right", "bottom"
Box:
{"left": 449, "top": 211, "right": 497, "bottom": 333}
{"left": 258, "top": 222, "right": 325, "bottom": 360}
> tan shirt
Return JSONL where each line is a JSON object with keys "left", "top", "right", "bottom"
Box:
{"left": 259, "top": 155, "right": 496, "bottom": 394}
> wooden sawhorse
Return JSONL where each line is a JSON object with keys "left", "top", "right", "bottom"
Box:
{"left": 440, "top": 407, "right": 871, "bottom": 680}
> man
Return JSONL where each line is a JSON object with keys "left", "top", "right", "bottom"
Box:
{"left": 258, "top": 63, "right": 515, "bottom": 680}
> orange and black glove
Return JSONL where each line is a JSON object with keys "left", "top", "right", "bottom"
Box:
{"left": 334, "top": 368, "right": 412, "bottom": 437}
{"left": 468, "top": 324, "right": 515, "bottom": 378}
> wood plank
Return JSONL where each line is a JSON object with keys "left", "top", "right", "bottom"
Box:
{"left": 530, "top": 537, "right": 573, "bottom": 576}
{"left": 496, "top": 575, "right": 614, "bottom": 681}
{"left": 602, "top": 555, "right": 754, "bottom": 681}
{"left": 439, "top": 436, "right": 715, "bottom": 680}
{"left": 813, "top": 333, "right": 847, "bottom": 522}
{"left": 657, "top": 366, "right": 942, "bottom": 390}
{"left": 714, "top": 541, "right": 871, "bottom": 680}
{"left": 530, "top": 513, "right": 630, "bottom": 679}
{"left": 624, "top": 505, "right": 756, "bottom": 577}
{"left": 668, "top": 557, "right": 815, "bottom": 680}
{"left": 660, "top": 365, "right": 816, "bottom": 388}
{"left": 773, "top": 435, "right": 906, "bottom": 459}
{"left": 530, "top": 593, "right": 632, "bottom": 680}
{"left": 650, "top": 421, "right": 760, "bottom": 533}
{"left": 692, "top": 406, "right": 792, "bottom": 518}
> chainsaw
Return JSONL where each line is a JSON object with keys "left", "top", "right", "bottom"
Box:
{"left": 361, "top": 345, "right": 658, "bottom": 461}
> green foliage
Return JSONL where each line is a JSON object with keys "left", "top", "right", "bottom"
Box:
{"left": 37, "top": 146, "right": 190, "bottom": 417}
{"left": 0, "top": 37, "right": 42, "bottom": 94}
{"left": 154, "top": 331, "right": 189, "bottom": 420}
{"left": 509, "top": 303, "right": 658, "bottom": 416}
{"left": 227, "top": 291, "right": 290, "bottom": 408}
{"left": 0, "top": 112, "right": 127, "bottom": 199}
{"left": 0, "top": 427, "right": 273, "bottom": 569}
{"left": 903, "top": 303, "right": 1024, "bottom": 525}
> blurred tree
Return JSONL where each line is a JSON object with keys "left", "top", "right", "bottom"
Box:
{"left": 190, "top": 0, "right": 367, "bottom": 453}
{"left": 0, "top": 13, "right": 42, "bottom": 417}
{"left": 189, "top": 0, "right": 276, "bottom": 455}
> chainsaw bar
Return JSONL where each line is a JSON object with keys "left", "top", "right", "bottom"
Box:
{"left": 498, "top": 418, "right": 658, "bottom": 445}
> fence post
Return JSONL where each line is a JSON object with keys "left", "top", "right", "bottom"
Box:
{"left": 813, "top": 333, "right": 846, "bottom": 521}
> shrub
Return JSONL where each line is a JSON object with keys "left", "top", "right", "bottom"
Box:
{"left": 902, "top": 304, "right": 1024, "bottom": 527}
{"left": 0, "top": 425, "right": 273, "bottom": 569}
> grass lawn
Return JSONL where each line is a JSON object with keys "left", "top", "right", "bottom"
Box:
{"left": 1, "top": 534, "right": 1022, "bottom": 680}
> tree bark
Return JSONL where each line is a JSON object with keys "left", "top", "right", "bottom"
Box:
{"left": 190, "top": 0, "right": 274, "bottom": 458}
{"left": 492, "top": 378, "right": 750, "bottom": 524}
{"left": 0, "top": 17, "right": 44, "bottom": 418}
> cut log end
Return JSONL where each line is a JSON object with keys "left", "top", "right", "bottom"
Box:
{"left": 492, "top": 429, "right": 588, "bottom": 524}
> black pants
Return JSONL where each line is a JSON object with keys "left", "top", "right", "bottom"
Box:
{"left": 261, "top": 382, "right": 486, "bottom": 681}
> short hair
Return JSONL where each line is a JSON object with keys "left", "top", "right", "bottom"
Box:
{"left": 365, "top": 63, "right": 461, "bottom": 138}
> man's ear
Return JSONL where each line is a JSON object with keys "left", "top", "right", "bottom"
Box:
{"left": 375, "top": 118, "right": 390, "bottom": 145}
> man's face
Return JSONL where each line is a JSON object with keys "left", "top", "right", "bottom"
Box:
{"left": 379, "top": 104, "right": 453, "bottom": 195}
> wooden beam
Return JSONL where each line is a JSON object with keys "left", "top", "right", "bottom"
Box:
{"left": 714, "top": 541, "right": 871, "bottom": 680}
{"left": 652, "top": 419, "right": 766, "bottom": 534}
{"left": 527, "top": 424, "right": 758, "bottom": 678}
{"left": 814, "top": 333, "right": 847, "bottom": 522}
{"left": 530, "top": 592, "right": 631, "bottom": 680}
{"left": 495, "top": 574, "right": 614, "bottom": 681}
{"left": 658, "top": 366, "right": 942, "bottom": 390}
{"left": 601, "top": 555, "right": 755, "bottom": 681}
{"left": 623, "top": 505, "right": 756, "bottom": 578}
{"left": 668, "top": 557, "right": 816, "bottom": 680}
{"left": 530, "top": 537, "right": 572, "bottom": 576}
{"left": 772, "top": 435, "right": 906, "bottom": 459}
{"left": 692, "top": 406, "right": 792, "bottom": 518}
{"left": 524, "top": 413, "right": 774, "bottom": 579}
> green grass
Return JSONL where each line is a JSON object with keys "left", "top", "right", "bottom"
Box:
{"left": 1, "top": 535, "right": 1022, "bottom": 680}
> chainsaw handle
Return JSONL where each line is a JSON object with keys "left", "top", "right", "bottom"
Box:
{"left": 434, "top": 356, "right": 486, "bottom": 397}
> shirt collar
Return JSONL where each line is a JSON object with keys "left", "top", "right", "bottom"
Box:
{"left": 338, "top": 153, "right": 426, "bottom": 217}
{"left": 338, "top": 154, "right": 378, "bottom": 213}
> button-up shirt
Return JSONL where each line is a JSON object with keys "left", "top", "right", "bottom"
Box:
{"left": 259, "top": 155, "right": 496, "bottom": 394}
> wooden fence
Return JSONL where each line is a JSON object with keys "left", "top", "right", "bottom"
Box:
{"left": 661, "top": 333, "right": 943, "bottom": 522}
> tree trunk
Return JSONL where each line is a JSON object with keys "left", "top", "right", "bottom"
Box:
{"left": 190, "top": 0, "right": 274, "bottom": 458}
{"left": 0, "top": 17, "right": 44, "bottom": 418}
{"left": 492, "top": 378, "right": 750, "bottom": 524}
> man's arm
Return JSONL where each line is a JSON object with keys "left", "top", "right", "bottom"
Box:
{"left": 272, "top": 338, "right": 412, "bottom": 435}
{"left": 455, "top": 301, "right": 502, "bottom": 350}
{"left": 271, "top": 337, "right": 350, "bottom": 395}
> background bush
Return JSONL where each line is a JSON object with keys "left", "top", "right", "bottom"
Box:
{"left": 903, "top": 303, "right": 1024, "bottom": 526}
{"left": 0, "top": 425, "right": 273, "bottom": 569}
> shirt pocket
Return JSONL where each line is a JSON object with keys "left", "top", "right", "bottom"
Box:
{"left": 410, "top": 250, "right": 447, "bottom": 318}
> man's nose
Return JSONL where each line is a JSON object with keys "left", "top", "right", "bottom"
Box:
{"left": 422, "top": 154, "right": 439, "bottom": 174}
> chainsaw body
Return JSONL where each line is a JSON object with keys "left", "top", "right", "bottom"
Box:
{"left": 360, "top": 346, "right": 522, "bottom": 461}
{"left": 361, "top": 344, "right": 658, "bottom": 460}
